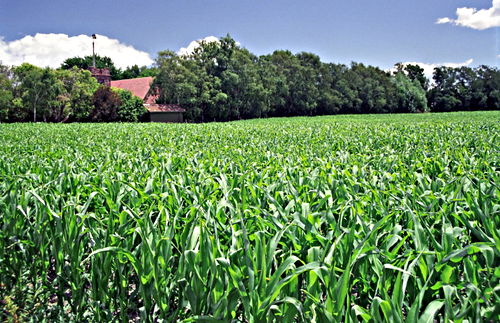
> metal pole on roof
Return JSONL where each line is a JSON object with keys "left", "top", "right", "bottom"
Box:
{"left": 92, "top": 34, "right": 97, "bottom": 68}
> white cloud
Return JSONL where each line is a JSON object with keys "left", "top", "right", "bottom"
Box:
{"left": 437, "top": 0, "right": 500, "bottom": 30}
{"left": 0, "top": 33, "right": 154, "bottom": 69}
{"left": 177, "top": 36, "right": 220, "bottom": 56}
{"left": 393, "top": 59, "right": 474, "bottom": 80}
{"left": 436, "top": 17, "right": 453, "bottom": 24}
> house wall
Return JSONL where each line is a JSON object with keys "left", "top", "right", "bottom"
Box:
{"left": 149, "top": 112, "right": 184, "bottom": 123}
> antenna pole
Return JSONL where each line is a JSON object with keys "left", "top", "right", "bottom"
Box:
{"left": 92, "top": 41, "right": 96, "bottom": 67}
{"left": 92, "top": 34, "right": 97, "bottom": 68}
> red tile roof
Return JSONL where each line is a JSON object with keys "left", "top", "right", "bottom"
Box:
{"left": 110, "top": 77, "right": 154, "bottom": 101}
{"left": 111, "top": 77, "right": 185, "bottom": 113}
{"left": 146, "top": 104, "right": 186, "bottom": 113}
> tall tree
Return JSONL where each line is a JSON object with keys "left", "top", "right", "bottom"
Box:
{"left": 91, "top": 86, "right": 121, "bottom": 121}
{"left": 14, "top": 63, "right": 59, "bottom": 122}
{"left": 155, "top": 50, "right": 202, "bottom": 121}
{"left": 0, "top": 63, "right": 13, "bottom": 122}
{"left": 474, "top": 65, "right": 500, "bottom": 109}
{"left": 49, "top": 68, "right": 99, "bottom": 122}
{"left": 394, "top": 63, "right": 429, "bottom": 90}
{"left": 313, "top": 63, "right": 344, "bottom": 115}
{"left": 429, "top": 67, "right": 462, "bottom": 112}
{"left": 220, "top": 46, "right": 268, "bottom": 119}
{"left": 264, "top": 50, "right": 320, "bottom": 116}
{"left": 349, "top": 63, "right": 397, "bottom": 113}
{"left": 393, "top": 72, "right": 428, "bottom": 113}
{"left": 114, "top": 88, "right": 147, "bottom": 122}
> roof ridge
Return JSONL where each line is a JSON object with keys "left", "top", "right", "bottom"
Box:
{"left": 110, "top": 77, "right": 154, "bottom": 100}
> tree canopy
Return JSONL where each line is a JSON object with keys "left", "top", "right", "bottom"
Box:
{"left": 155, "top": 35, "right": 495, "bottom": 122}
{"left": 0, "top": 61, "right": 147, "bottom": 123}
{"left": 61, "top": 56, "right": 157, "bottom": 80}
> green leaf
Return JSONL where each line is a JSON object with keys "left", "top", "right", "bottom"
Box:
{"left": 418, "top": 300, "right": 444, "bottom": 323}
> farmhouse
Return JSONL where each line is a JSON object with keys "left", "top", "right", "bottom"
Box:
{"left": 89, "top": 68, "right": 185, "bottom": 122}
{"left": 110, "top": 77, "right": 185, "bottom": 122}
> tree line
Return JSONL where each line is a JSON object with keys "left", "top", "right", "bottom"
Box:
{"left": 0, "top": 35, "right": 498, "bottom": 123}
{"left": 153, "top": 36, "right": 498, "bottom": 122}
{"left": 0, "top": 63, "right": 147, "bottom": 122}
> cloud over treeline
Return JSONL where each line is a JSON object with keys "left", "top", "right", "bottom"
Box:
{"left": 177, "top": 36, "right": 220, "bottom": 56}
{"left": 0, "top": 33, "right": 154, "bottom": 69}
{"left": 395, "top": 59, "right": 474, "bottom": 80}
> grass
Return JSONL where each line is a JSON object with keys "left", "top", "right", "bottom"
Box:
{"left": 0, "top": 111, "right": 499, "bottom": 322}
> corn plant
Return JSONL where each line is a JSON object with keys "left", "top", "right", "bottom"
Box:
{"left": 0, "top": 111, "right": 499, "bottom": 322}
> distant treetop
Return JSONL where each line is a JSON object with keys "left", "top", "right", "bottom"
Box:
{"left": 61, "top": 55, "right": 158, "bottom": 80}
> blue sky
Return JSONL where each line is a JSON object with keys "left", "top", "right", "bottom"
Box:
{"left": 0, "top": 0, "right": 498, "bottom": 71}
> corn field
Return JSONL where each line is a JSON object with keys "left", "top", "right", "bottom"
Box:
{"left": 0, "top": 112, "right": 499, "bottom": 322}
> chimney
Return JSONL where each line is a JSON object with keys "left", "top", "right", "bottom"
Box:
{"left": 89, "top": 67, "right": 111, "bottom": 86}
{"left": 88, "top": 34, "right": 111, "bottom": 86}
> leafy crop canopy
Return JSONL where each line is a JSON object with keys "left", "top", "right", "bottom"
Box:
{"left": 0, "top": 111, "right": 499, "bottom": 321}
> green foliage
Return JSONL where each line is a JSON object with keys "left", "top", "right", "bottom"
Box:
{"left": 472, "top": 65, "right": 500, "bottom": 109}
{"left": 51, "top": 68, "right": 100, "bottom": 122}
{"left": 0, "top": 63, "right": 13, "bottom": 122}
{"left": 393, "top": 72, "right": 428, "bottom": 113}
{"left": 266, "top": 50, "right": 320, "bottom": 116}
{"left": 3, "top": 37, "right": 499, "bottom": 123}
{"left": 9, "top": 65, "right": 98, "bottom": 122}
{"left": 155, "top": 36, "right": 438, "bottom": 122}
{"left": 154, "top": 35, "right": 499, "bottom": 122}
{"left": 395, "top": 63, "right": 429, "bottom": 90}
{"left": 61, "top": 56, "right": 157, "bottom": 81}
{"left": 121, "top": 65, "right": 158, "bottom": 79}
{"left": 346, "top": 62, "right": 397, "bottom": 113}
{"left": 91, "top": 86, "right": 121, "bottom": 121}
{"left": 428, "top": 65, "right": 500, "bottom": 112}
{"left": 0, "top": 112, "right": 499, "bottom": 321}
{"left": 155, "top": 50, "right": 202, "bottom": 121}
{"left": 61, "top": 55, "right": 122, "bottom": 80}
{"left": 13, "top": 63, "right": 59, "bottom": 122}
{"left": 6, "top": 63, "right": 150, "bottom": 123}
{"left": 113, "top": 88, "right": 147, "bottom": 122}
